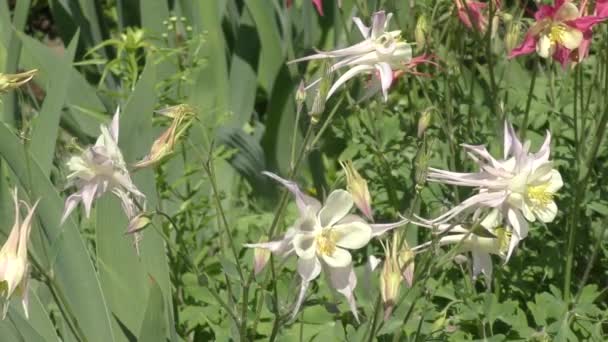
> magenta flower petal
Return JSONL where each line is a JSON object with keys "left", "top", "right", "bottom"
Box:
{"left": 312, "top": 0, "right": 323, "bottom": 16}
{"left": 566, "top": 16, "right": 608, "bottom": 31}
{"left": 552, "top": 45, "right": 572, "bottom": 69}
{"left": 509, "top": 34, "right": 537, "bottom": 58}
{"left": 596, "top": 0, "right": 608, "bottom": 17}
{"left": 535, "top": 5, "right": 557, "bottom": 20}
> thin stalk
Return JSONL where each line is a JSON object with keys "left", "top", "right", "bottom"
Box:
{"left": 563, "top": 41, "right": 608, "bottom": 300}
{"left": 575, "top": 222, "right": 607, "bottom": 301}
{"left": 520, "top": 62, "right": 539, "bottom": 141}
{"left": 203, "top": 155, "right": 244, "bottom": 281}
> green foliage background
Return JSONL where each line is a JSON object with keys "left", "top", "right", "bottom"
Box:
{"left": 0, "top": 0, "right": 607, "bottom": 341}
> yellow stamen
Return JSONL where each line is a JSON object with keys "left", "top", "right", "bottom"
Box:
{"left": 315, "top": 229, "right": 337, "bottom": 256}
{"left": 527, "top": 184, "right": 553, "bottom": 207}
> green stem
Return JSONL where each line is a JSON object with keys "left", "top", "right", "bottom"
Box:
{"left": 574, "top": 222, "right": 607, "bottom": 302}
{"left": 563, "top": 44, "right": 608, "bottom": 301}
{"left": 521, "top": 62, "right": 538, "bottom": 141}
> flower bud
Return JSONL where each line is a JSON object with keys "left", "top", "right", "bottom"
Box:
{"left": 339, "top": 160, "right": 373, "bottom": 221}
{"left": 415, "top": 15, "right": 428, "bottom": 49}
{"left": 380, "top": 253, "right": 401, "bottom": 321}
{"left": 126, "top": 213, "right": 152, "bottom": 234}
{"left": 133, "top": 105, "right": 196, "bottom": 169}
{"left": 0, "top": 69, "right": 37, "bottom": 94}
{"left": 504, "top": 22, "right": 521, "bottom": 53}
{"left": 253, "top": 239, "right": 271, "bottom": 276}
{"left": 398, "top": 246, "right": 415, "bottom": 288}
{"left": 309, "top": 61, "right": 332, "bottom": 123}
{"left": 417, "top": 108, "right": 432, "bottom": 138}
{"left": 295, "top": 80, "right": 307, "bottom": 104}
{"left": 0, "top": 189, "right": 39, "bottom": 319}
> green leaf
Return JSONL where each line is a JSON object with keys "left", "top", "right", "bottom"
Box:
{"left": 0, "top": 124, "right": 116, "bottom": 342}
{"left": 137, "top": 277, "right": 167, "bottom": 342}
{"left": 29, "top": 31, "right": 79, "bottom": 175}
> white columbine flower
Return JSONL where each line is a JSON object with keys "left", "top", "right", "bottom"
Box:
{"left": 423, "top": 121, "right": 562, "bottom": 260}
{"left": 0, "top": 189, "right": 39, "bottom": 319}
{"left": 289, "top": 10, "right": 413, "bottom": 101}
{"left": 413, "top": 209, "right": 511, "bottom": 287}
{"left": 61, "top": 108, "right": 145, "bottom": 224}
{"left": 245, "top": 172, "right": 407, "bottom": 321}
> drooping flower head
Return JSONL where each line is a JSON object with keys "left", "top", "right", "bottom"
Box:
{"left": 509, "top": 0, "right": 608, "bottom": 67}
{"left": 62, "top": 108, "right": 145, "bottom": 224}
{"left": 133, "top": 105, "right": 196, "bottom": 169}
{"left": 422, "top": 121, "right": 562, "bottom": 259}
{"left": 413, "top": 209, "right": 512, "bottom": 287}
{"left": 0, "top": 69, "right": 37, "bottom": 94}
{"left": 454, "top": 0, "right": 501, "bottom": 33}
{"left": 0, "top": 189, "right": 39, "bottom": 319}
{"left": 290, "top": 11, "right": 417, "bottom": 101}
{"left": 244, "top": 172, "right": 407, "bottom": 321}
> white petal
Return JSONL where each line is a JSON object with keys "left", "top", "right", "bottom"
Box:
{"left": 263, "top": 171, "right": 321, "bottom": 215}
{"left": 536, "top": 35, "right": 554, "bottom": 58}
{"left": 293, "top": 233, "right": 316, "bottom": 259}
{"left": 533, "top": 201, "right": 558, "bottom": 222}
{"left": 504, "top": 121, "right": 523, "bottom": 159}
{"left": 328, "top": 264, "right": 359, "bottom": 322}
{"left": 374, "top": 62, "right": 393, "bottom": 101}
{"left": 295, "top": 212, "right": 319, "bottom": 233}
{"left": 321, "top": 247, "right": 352, "bottom": 268}
{"left": 297, "top": 257, "right": 322, "bottom": 282}
{"left": 371, "top": 11, "right": 387, "bottom": 39}
{"left": 332, "top": 221, "right": 372, "bottom": 249}
{"left": 554, "top": 2, "right": 581, "bottom": 21}
{"left": 61, "top": 193, "right": 81, "bottom": 225}
{"left": 326, "top": 65, "right": 375, "bottom": 100}
{"left": 507, "top": 208, "right": 528, "bottom": 240}
{"left": 546, "top": 169, "right": 563, "bottom": 193}
{"left": 472, "top": 250, "right": 493, "bottom": 287}
{"left": 369, "top": 217, "right": 409, "bottom": 237}
{"left": 480, "top": 209, "right": 502, "bottom": 231}
{"left": 110, "top": 107, "right": 120, "bottom": 142}
{"left": 505, "top": 232, "right": 520, "bottom": 263}
{"left": 318, "top": 190, "right": 353, "bottom": 227}
{"left": 291, "top": 280, "right": 311, "bottom": 320}
{"left": 352, "top": 17, "right": 370, "bottom": 38}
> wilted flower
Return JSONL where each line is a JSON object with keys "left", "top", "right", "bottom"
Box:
{"left": 339, "top": 160, "right": 373, "bottom": 221}
{"left": 509, "top": 0, "right": 608, "bottom": 67}
{"left": 245, "top": 172, "right": 407, "bottom": 321}
{"left": 0, "top": 189, "right": 39, "bottom": 319}
{"left": 290, "top": 11, "right": 414, "bottom": 101}
{"left": 252, "top": 237, "right": 272, "bottom": 276}
{"left": 0, "top": 69, "right": 37, "bottom": 94}
{"left": 423, "top": 121, "right": 562, "bottom": 259}
{"left": 133, "top": 105, "right": 196, "bottom": 169}
{"left": 62, "top": 108, "right": 145, "bottom": 224}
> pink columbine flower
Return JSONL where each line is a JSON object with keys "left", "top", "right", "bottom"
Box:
{"left": 244, "top": 172, "right": 407, "bottom": 321}
{"left": 575, "top": 0, "right": 608, "bottom": 62}
{"left": 510, "top": 0, "right": 608, "bottom": 68}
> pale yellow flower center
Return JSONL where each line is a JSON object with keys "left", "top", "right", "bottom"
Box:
{"left": 527, "top": 184, "right": 553, "bottom": 208}
{"left": 548, "top": 24, "right": 570, "bottom": 45}
{"left": 315, "top": 229, "right": 337, "bottom": 256}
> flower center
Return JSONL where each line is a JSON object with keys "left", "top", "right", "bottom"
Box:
{"left": 315, "top": 229, "right": 337, "bottom": 256}
{"left": 527, "top": 184, "right": 553, "bottom": 207}
{"left": 548, "top": 24, "right": 569, "bottom": 45}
